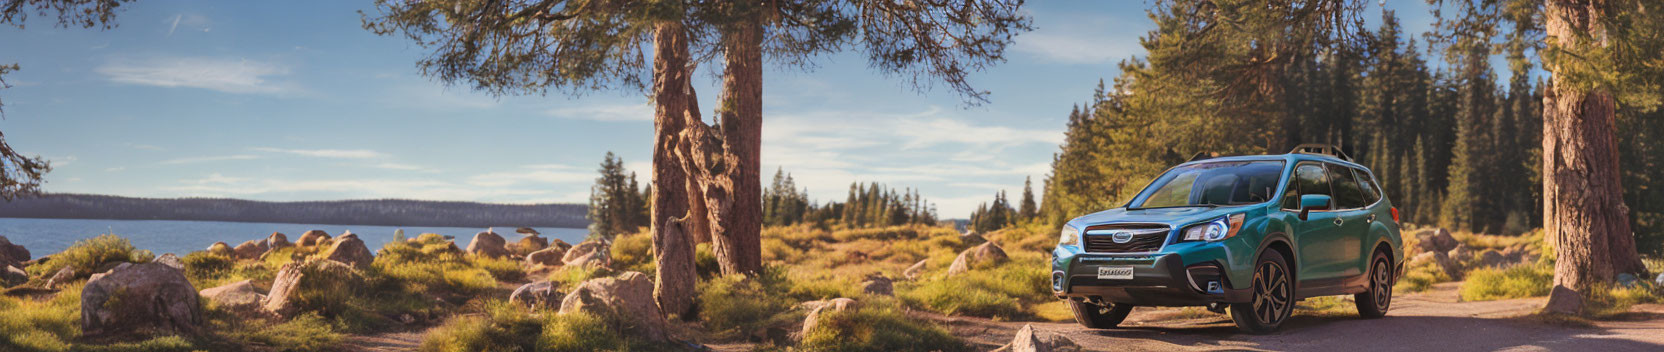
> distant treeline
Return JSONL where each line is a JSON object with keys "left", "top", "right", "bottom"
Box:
{"left": 0, "top": 193, "right": 587, "bottom": 228}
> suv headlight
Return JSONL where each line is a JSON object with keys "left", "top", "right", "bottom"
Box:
{"left": 1058, "top": 225, "right": 1080, "bottom": 246}
{"left": 1182, "top": 213, "right": 1245, "bottom": 242}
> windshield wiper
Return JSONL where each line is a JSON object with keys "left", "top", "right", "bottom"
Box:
{"left": 1127, "top": 204, "right": 1219, "bottom": 211}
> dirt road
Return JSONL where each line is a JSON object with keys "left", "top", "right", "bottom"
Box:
{"left": 944, "top": 283, "right": 1664, "bottom": 351}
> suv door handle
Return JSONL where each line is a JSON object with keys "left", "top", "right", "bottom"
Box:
{"left": 1333, "top": 218, "right": 1344, "bottom": 226}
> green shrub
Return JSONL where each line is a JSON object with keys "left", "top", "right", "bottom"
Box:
{"left": 610, "top": 231, "right": 654, "bottom": 273}
{"left": 548, "top": 265, "right": 614, "bottom": 290}
{"left": 1586, "top": 282, "right": 1664, "bottom": 317}
{"left": 470, "top": 254, "right": 526, "bottom": 282}
{"left": 694, "top": 243, "right": 720, "bottom": 279}
{"left": 1395, "top": 259, "right": 1452, "bottom": 293}
{"left": 698, "top": 267, "right": 800, "bottom": 341}
{"left": 1460, "top": 263, "right": 1554, "bottom": 301}
{"left": 372, "top": 237, "right": 496, "bottom": 297}
{"left": 27, "top": 234, "right": 152, "bottom": 279}
{"left": 800, "top": 297, "right": 966, "bottom": 352}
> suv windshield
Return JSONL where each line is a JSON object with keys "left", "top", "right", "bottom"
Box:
{"left": 1132, "top": 160, "right": 1286, "bottom": 209}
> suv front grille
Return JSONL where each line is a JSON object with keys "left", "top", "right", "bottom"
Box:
{"left": 1082, "top": 224, "right": 1171, "bottom": 253}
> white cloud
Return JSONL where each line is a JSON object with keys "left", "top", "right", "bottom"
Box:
{"left": 254, "top": 147, "right": 385, "bottom": 159}
{"left": 546, "top": 103, "right": 653, "bottom": 122}
{"left": 160, "top": 154, "right": 260, "bottom": 165}
{"left": 467, "top": 168, "right": 593, "bottom": 187}
{"left": 165, "top": 14, "right": 211, "bottom": 36}
{"left": 163, "top": 175, "right": 579, "bottom": 204}
{"left": 97, "top": 57, "right": 294, "bottom": 94}
{"left": 369, "top": 162, "right": 434, "bottom": 172}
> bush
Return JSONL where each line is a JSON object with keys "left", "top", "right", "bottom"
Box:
{"left": 1460, "top": 263, "right": 1554, "bottom": 301}
{"left": 548, "top": 265, "right": 614, "bottom": 290}
{"left": 372, "top": 236, "right": 497, "bottom": 297}
{"left": 610, "top": 230, "right": 654, "bottom": 273}
{"left": 470, "top": 254, "right": 526, "bottom": 282}
{"left": 1395, "top": 259, "right": 1452, "bottom": 293}
{"left": 799, "top": 297, "right": 966, "bottom": 352}
{"left": 1586, "top": 282, "right": 1664, "bottom": 318}
{"left": 27, "top": 234, "right": 152, "bottom": 279}
{"left": 698, "top": 267, "right": 800, "bottom": 341}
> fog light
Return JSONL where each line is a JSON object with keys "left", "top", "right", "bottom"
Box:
{"left": 1206, "top": 280, "right": 1222, "bottom": 294}
{"left": 1051, "top": 271, "right": 1066, "bottom": 292}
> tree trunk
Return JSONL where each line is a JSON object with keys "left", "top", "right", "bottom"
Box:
{"left": 1540, "top": 0, "right": 1648, "bottom": 314}
{"left": 650, "top": 21, "right": 697, "bottom": 318}
{"left": 677, "top": 16, "right": 764, "bottom": 277}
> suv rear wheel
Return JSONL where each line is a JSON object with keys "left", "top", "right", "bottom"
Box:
{"left": 1069, "top": 300, "right": 1133, "bottom": 329}
{"left": 1355, "top": 251, "right": 1393, "bottom": 318}
{"left": 1230, "top": 249, "right": 1293, "bottom": 333}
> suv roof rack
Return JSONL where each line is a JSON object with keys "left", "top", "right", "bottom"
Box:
{"left": 1288, "top": 144, "right": 1353, "bottom": 161}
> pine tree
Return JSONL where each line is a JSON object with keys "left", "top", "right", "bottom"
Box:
{"left": 1019, "top": 177, "right": 1038, "bottom": 222}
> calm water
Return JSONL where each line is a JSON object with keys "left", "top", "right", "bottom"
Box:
{"left": 0, "top": 217, "right": 589, "bottom": 259}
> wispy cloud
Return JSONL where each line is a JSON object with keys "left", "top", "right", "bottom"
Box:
{"left": 546, "top": 103, "right": 653, "bottom": 122}
{"left": 163, "top": 174, "right": 583, "bottom": 204}
{"left": 467, "top": 169, "right": 594, "bottom": 187}
{"left": 254, "top": 147, "right": 385, "bottom": 159}
{"left": 160, "top": 154, "right": 260, "bottom": 165}
{"left": 1014, "top": 11, "right": 1145, "bottom": 64}
{"left": 165, "top": 14, "right": 211, "bottom": 36}
{"left": 97, "top": 56, "right": 295, "bottom": 94}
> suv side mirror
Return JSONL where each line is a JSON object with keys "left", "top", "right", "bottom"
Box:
{"left": 1299, "top": 194, "right": 1332, "bottom": 221}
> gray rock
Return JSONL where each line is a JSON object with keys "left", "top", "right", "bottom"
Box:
{"left": 2, "top": 265, "right": 27, "bottom": 287}
{"left": 323, "top": 235, "right": 374, "bottom": 269}
{"left": 1415, "top": 228, "right": 1460, "bottom": 253}
{"left": 80, "top": 262, "right": 201, "bottom": 337}
{"left": 263, "top": 260, "right": 360, "bottom": 318}
{"left": 1543, "top": 284, "right": 1583, "bottom": 315}
{"left": 1477, "top": 250, "right": 1508, "bottom": 268}
{"left": 296, "top": 230, "right": 331, "bottom": 247}
{"left": 1617, "top": 273, "right": 1641, "bottom": 288}
{"left": 998, "top": 323, "right": 1081, "bottom": 352}
{"left": 265, "top": 232, "right": 293, "bottom": 250}
{"left": 526, "top": 247, "right": 565, "bottom": 267}
{"left": 233, "top": 240, "right": 267, "bottom": 260}
{"left": 1655, "top": 273, "right": 1664, "bottom": 286}
{"left": 46, "top": 266, "right": 76, "bottom": 288}
{"left": 948, "top": 242, "right": 1009, "bottom": 276}
{"left": 466, "top": 230, "right": 509, "bottom": 258}
{"left": 509, "top": 281, "right": 561, "bottom": 308}
{"left": 200, "top": 279, "right": 266, "bottom": 312}
{"left": 904, "top": 259, "right": 928, "bottom": 280}
{"left": 860, "top": 274, "right": 893, "bottom": 296}
{"left": 562, "top": 239, "right": 611, "bottom": 268}
{"left": 0, "top": 235, "right": 30, "bottom": 269}
{"left": 153, "top": 253, "right": 185, "bottom": 270}
{"left": 800, "top": 298, "right": 859, "bottom": 339}
{"left": 206, "top": 242, "right": 234, "bottom": 256}
{"left": 559, "top": 271, "right": 668, "bottom": 341}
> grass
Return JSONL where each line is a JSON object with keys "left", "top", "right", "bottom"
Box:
{"left": 799, "top": 296, "right": 967, "bottom": 352}
{"left": 897, "top": 250, "right": 1051, "bottom": 320}
{"left": 1295, "top": 296, "right": 1358, "bottom": 317}
{"left": 1396, "top": 257, "right": 1453, "bottom": 293}
{"left": 470, "top": 254, "right": 526, "bottom": 282}
{"left": 1459, "top": 263, "right": 1555, "bottom": 301}
{"left": 25, "top": 234, "right": 154, "bottom": 279}
{"left": 418, "top": 300, "right": 661, "bottom": 352}
{"left": 697, "top": 267, "right": 801, "bottom": 341}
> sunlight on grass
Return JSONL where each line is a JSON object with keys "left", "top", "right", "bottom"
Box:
{"left": 1460, "top": 263, "right": 1554, "bottom": 301}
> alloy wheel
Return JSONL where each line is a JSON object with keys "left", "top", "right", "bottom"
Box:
{"left": 1372, "top": 259, "right": 1391, "bottom": 309}
{"left": 1251, "top": 260, "right": 1291, "bottom": 325}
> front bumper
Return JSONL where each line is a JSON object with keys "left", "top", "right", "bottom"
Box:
{"left": 1052, "top": 252, "right": 1252, "bottom": 306}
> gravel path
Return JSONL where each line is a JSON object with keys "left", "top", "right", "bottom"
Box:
{"left": 947, "top": 282, "right": 1664, "bottom": 351}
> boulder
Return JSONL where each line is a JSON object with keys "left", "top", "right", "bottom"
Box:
{"left": 2, "top": 265, "right": 27, "bottom": 287}
{"left": 961, "top": 231, "right": 986, "bottom": 246}
{"left": 562, "top": 239, "right": 611, "bottom": 268}
{"left": 233, "top": 240, "right": 267, "bottom": 260}
{"left": 46, "top": 266, "right": 76, "bottom": 288}
{"left": 548, "top": 238, "right": 574, "bottom": 252}
{"left": 265, "top": 232, "right": 293, "bottom": 250}
{"left": 206, "top": 242, "right": 234, "bottom": 256}
{"left": 337, "top": 230, "right": 359, "bottom": 241}
{"left": 199, "top": 279, "right": 266, "bottom": 312}
{"left": 1415, "top": 228, "right": 1459, "bottom": 253}
{"left": 799, "top": 298, "right": 859, "bottom": 338}
{"left": 513, "top": 235, "right": 549, "bottom": 255}
{"left": 297, "top": 230, "right": 331, "bottom": 247}
{"left": 860, "top": 274, "right": 894, "bottom": 296}
{"left": 526, "top": 247, "right": 566, "bottom": 267}
{"left": 948, "top": 242, "right": 1009, "bottom": 276}
{"left": 322, "top": 235, "right": 374, "bottom": 269}
{"left": 0, "top": 235, "right": 29, "bottom": 269}
{"left": 1543, "top": 284, "right": 1583, "bottom": 315}
{"left": 509, "top": 281, "right": 561, "bottom": 308}
{"left": 80, "top": 262, "right": 201, "bottom": 337}
{"left": 1477, "top": 250, "right": 1508, "bottom": 268}
{"left": 466, "top": 230, "right": 509, "bottom": 258}
{"left": 559, "top": 271, "right": 669, "bottom": 341}
{"left": 904, "top": 260, "right": 928, "bottom": 280}
{"left": 994, "top": 323, "right": 1082, "bottom": 352}
{"left": 153, "top": 253, "right": 185, "bottom": 271}
{"left": 1655, "top": 272, "right": 1664, "bottom": 286}
{"left": 1617, "top": 273, "right": 1641, "bottom": 288}
{"left": 263, "top": 260, "right": 360, "bottom": 318}
{"left": 1446, "top": 245, "right": 1473, "bottom": 268}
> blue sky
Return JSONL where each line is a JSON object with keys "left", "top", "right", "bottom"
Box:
{"left": 0, "top": 1, "right": 1451, "bottom": 218}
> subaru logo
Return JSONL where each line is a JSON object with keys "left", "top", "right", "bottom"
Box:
{"left": 1111, "top": 231, "right": 1134, "bottom": 243}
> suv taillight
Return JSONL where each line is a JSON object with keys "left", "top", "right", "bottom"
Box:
{"left": 1390, "top": 207, "right": 1399, "bottom": 223}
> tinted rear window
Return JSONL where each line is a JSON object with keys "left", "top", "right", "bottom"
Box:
{"left": 1327, "top": 163, "right": 1367, "bottom": 209}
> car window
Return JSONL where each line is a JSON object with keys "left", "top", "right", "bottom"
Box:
{"left": 1327, "top": 163, "right": 1367, "bottom": 209}
{"left": 1353, "top": 168, "right": 1382, "bottom": 205}
{"left": 1135, "top": 160, "right": 1285, "bottom": 208}
{"left": 1283, "top": 163, "right": 1331, "bottom": 209}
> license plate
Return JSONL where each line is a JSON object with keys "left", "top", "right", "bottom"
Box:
{"left": 1097, "top": 266, "right": 1134, "bottom": 280}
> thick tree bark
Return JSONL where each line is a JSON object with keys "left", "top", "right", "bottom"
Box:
{"left": 678, "top": 17, "right": 764, "bottom": 277}
{"left": 650, "top": 21, "right": 697, "bottom": 318}
{"left": 1540, "top": 0, "right": 1648, "bottom": 313}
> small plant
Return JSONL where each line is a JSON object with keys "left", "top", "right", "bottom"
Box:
{"left": 1460, "top": 263, "right": 1554, "bottom": 301}
{"left": 698, "top": 267, "right": 801, "bottom": 341}
{"left": 26, "top": 234, "right": 152, "bottom": 279}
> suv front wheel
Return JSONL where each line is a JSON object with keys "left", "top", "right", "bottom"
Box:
{"left": 1069, "top": 300, "right": 1133, "bottom": 329}
{"left": 1230, "top": 249, "right": 1294, "bottom": 333}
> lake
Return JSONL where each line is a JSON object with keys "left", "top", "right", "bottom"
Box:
{"left": 0, "top": 217, "right": 590, "bottom": 259}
